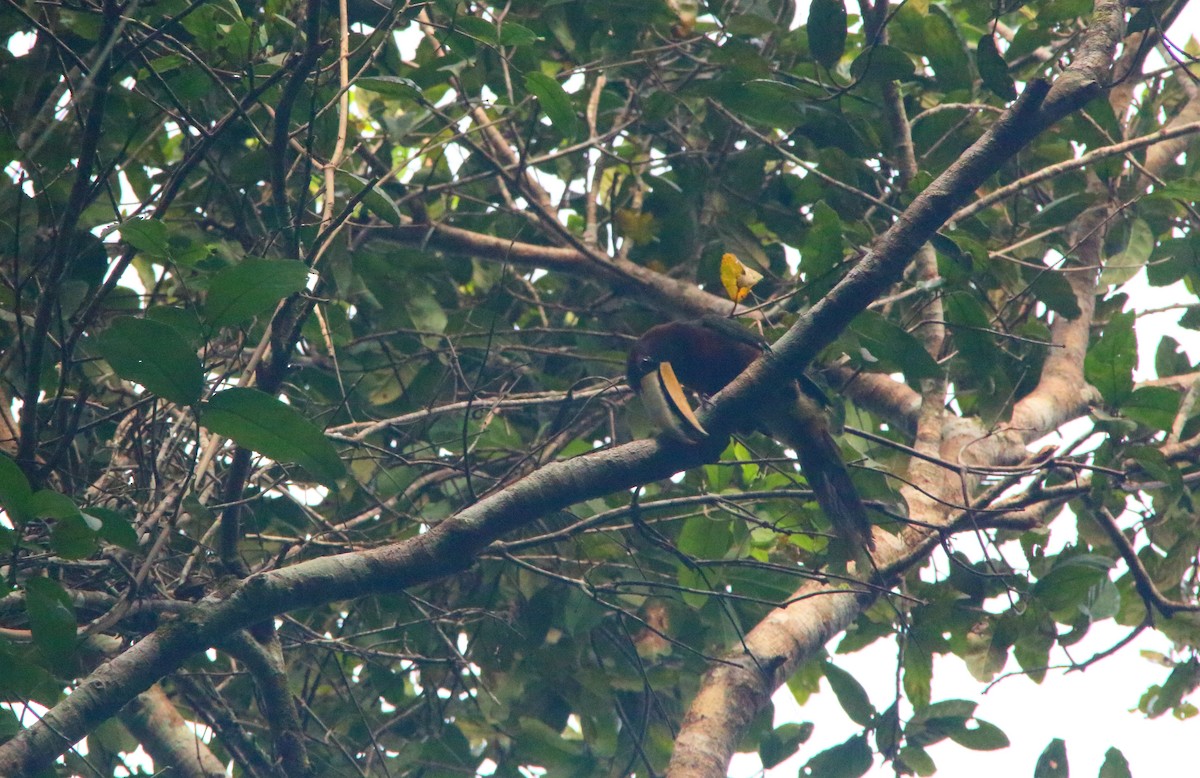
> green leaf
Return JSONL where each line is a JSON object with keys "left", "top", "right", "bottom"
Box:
{"left": 897, "top": 745, "right": 937, "bottom": 776}
{"left": 824, "top": 661, "right": 876, "bottom": 726}
{"left": 451, "top": 16, "right": 500, "bottom": 44}
{"left": 120, "top": 219, "right": 170, "bottom": 258}
{"left": 26, "top": 577, "right": 78, "bottom": 671}
{"left": 1032, "top": 554, "right": 1113, "bottom": 615}
{"left": 802, "top": 733, "right": 872, "bottom": 778}
{"left": 200, "top": 388, "right": 345, "bottom": 487}
{"left": 1126, "top": 444, "right": 1183, "bottom": 492}
{"left": 0, "top": 454, "right": 34, "bottom": 525}
{"left": 204, "top": 257, "right": 310, "bottom": 328}
{"left": 903, "top": 646, "right": 932, "bottom": 709}
{"left": 759, "top": 722, "right": 813, "bottom": 769}
{"left": 1121, "top": 387, "right": 1181, "bottom": 432}
{"left": 947, "top": 718, "right": 1009, "bottom": 750}
{"left": 50, "top": 513, "right": 99, "bottom": 559}
{"left": 1027, "top": 269, "right": 1082, "bottom": 320}
{"left": 498, "top": 21, "right": 539, "bottom": 46}
{"left": 86, "top": 507, "right": 140, "bottom": 552}
{"left": 337, "top": 170, "right": 402, "bottom": 226}
{"left": 1149, "top": 657, "right": 1200, "bottom": 718}
{"left": 357, "top": 76, "right": 423, "bottom": 101}
{"left": 1100, "top": 218, "right": 1154, "bottom": 288}
{"left": 677, "top": 516, "right": 731, "bottom": 559}
{"left": 30, "top": 489, "right": 83, "bottom": 520}
{"left": 922, "top": 7, "right": 972, "bottom": 92}
{"left": 524, "top": 72, "right": 579, "bottom": 140}
{"left": 33, "top": 490, "right": 98, "bottom": 559}
{"left": 976, "top": 34, "right": 1015, "bottom": 100}
{"left": 808, "top": 0, "right": 847, "bottom": 69}
{"left": 1084, "top": 310, "right": 1136, "bottom": 405}
{"left": 1034, "top": 738, "right": 1069, "bottom": 778}
{"left": 849, "top": 44, "right": 915, "bottom": 84}
{"left": 95, "top": 316, "right": 205, "bottom": 405}
{"left": 1099, "top": 747, "right": 1132, "bottom": 778}
{"left": 849, "top": 310, "right": 941, "bottom": 381}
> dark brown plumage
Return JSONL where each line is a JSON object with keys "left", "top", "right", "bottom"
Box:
{"left": 627, "top": 320, "right": 875, "bottom": 552}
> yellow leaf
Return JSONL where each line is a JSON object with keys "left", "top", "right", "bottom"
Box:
{"left": 719, "top": 252, "right": 762, "bottom": 303}
{"left": 616, "top": 209, "right": 657, "bottom": 245}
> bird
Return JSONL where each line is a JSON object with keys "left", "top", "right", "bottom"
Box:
{"left": 626, "top": 318, "right": 876, "bottom": 552}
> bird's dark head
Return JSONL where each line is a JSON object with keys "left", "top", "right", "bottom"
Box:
{"left": 628, "top": 321, "right": 760, "bottom": 395}
{"left": 626, "top": 323, "right": 713, "bottom": 442}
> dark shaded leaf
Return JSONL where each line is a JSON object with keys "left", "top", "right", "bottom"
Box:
{"left": 26, "top": 578, "right": 78, "bottom": 671}
{"left": 808, "top": 0, "right": 847, "bottom": 69}
{"left": 204, "top": 258, "right": 310, "bottom": 328}
{"left": 0, "top": 454, "right": 34, "bottom": 525}
{"left": 947, "top": 718, "right": 1009, "bottom": 750}
{"left": 524, "top": 72, "right": 579, "bottom": 140}
{"left": 1084, "top": 310, "right": 1136, "bottom": 405}
{"left": 95, "top": 317, "right": 204, "bottom": 405}
{"left": 357, "top": 76, "right": 423, "bottom": 101}
{"left": 1034, "top": 738, "right": 1068, "bottom": 778}
{"left": 824, "top": 661, "right": 876, "bottom": 726}
{"left": 976, "top": 34, "right": 1015, "bottom": 100}
{"left": 850, "top": 44, "right": 915, "bottom": 84}
{"left": 1099, "top": 747, "right": 1132, "bottom": 778}
{"left": 200, "top": 388, "right": 345, "bottom": 487}
{"left": 802, "top": 733, "right": 872, "bottom": 778}
{"left": 759, "top": 722, "right": 813, "bottom": 768}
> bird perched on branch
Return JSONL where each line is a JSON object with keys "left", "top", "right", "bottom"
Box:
{"left": 626, "top": 318, "right": 876, "bottom": 552}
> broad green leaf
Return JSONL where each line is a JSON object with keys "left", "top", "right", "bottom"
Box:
{"left": 336, "top": 170, "right": 402, "bottom": 226}
{"left": 1084, "top": 310, "right": 1136, "bottom": 405}
{"left": 498, "top": 21, "right": 538, "bottom": 45}
{"left": 759, "top": 722, "right": 812, "bottom": 769}
{"left": 1034, "top": 738, "right": 1069, "bottom": 778}
{"left": 451, "top": 16, "right": 500, "bottom": 44}
{"left": 95, "top": 316, "right": 204, "bottom": 405}
{"left": 1121, "top": 387, "right": 1181, "bottom": 432}
{"left": 204, "top": 258, "right": 310, "bottom": 328}
{"left": 802, "top": 733, "right": 872, "bottom": 778}
{"left": 947, "top": 718, "right": 1009, "bottom": 751}
{"left": 898, "top": 745, "right": 936, "bottom": 776}
{"left": 904, "top": 647, "right": 933, "bottom": 709}
{"left": 86, "top": 507, "right": 140, "bottom": 552}
{"left": 808, "top": 0, "right": 847, "bottom": 68}
{"left": 50, "top": 513, "right": 99, "bottom": 559}
{"left": 1026, "top": 269, "right": 1082, "bottom": 320}
{"left": 678, "top": 516, "right": 731, "bottom": 559}
{"left": 1099, "top": 747, "right": 1132, "bottom": 778}
{"left": 1125, "top": 445, "right": 1181, "bottom": 491}
{"left": 1148, "top": 657, "right": 1200, "bottom": 718}
{"left": 35, "top": 488, "right": 100, "bottom": 559}
{"left": 200, "top": 388, "right": 345, "bottom": 487}
{"left": 26, "top": 577, "right": 78, "bottom": 671}
{"left": 849, "top": 310, "right": 941, "bottom": 381}
{"left": 824, "top": 661, "right": 875, "bottom": 726}
{"left": 850, "top": 45, "right": 915, "bottom": 84}
{"left": 524, "top": 72, "right": 579, "bottom": 140}
{"left": 120, "top": 219, "right": 170, "bottom": 258}
{"left": 356, "top": 76, "right": 423, "bottom": 101}
{"left": 0, "top": 454, "right": 34, "bottom": 525}
{"left": 1100, "top": 219, "right": 1154, "bottom": 288}
{"left": 976, "top": 34, "right": 1015, "bottom": 100}
{"left": 1032, "top": 554, "right": 1113, "bottom": 615}
{"left": 30, "top": 489, "right": 83, "bottom": 520}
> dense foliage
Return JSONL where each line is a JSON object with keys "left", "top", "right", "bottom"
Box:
{"left": 0, "top": 0, "right": 1198, "bottom": 775}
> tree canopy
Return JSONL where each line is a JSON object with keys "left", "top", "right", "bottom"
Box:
{"left": 1, "top": 0, "right": 1199, "bottom": 775}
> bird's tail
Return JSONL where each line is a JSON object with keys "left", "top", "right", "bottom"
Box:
{"left": 770, "top": 392, "right": 876, "bottom": 553}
